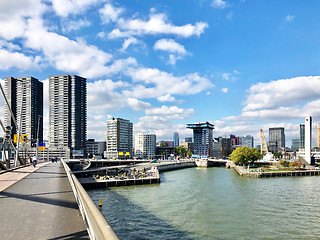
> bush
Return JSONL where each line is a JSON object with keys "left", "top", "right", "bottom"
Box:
{"left": 289, "top": 162, "right": 300, "bottom": 167}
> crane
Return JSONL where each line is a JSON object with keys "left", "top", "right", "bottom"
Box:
{"left": 260, "top": 129, "right": 269, "bottom": 154}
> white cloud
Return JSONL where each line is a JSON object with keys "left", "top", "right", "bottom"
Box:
{"left": 23, "top": 18, "right": 139, "bottom": 78}
{"left": 123, "top": 67, "right": 214, "bottom": 98}
{"left": 145, "top": 105, "right": 195, "bottom": 119}
{"left": 0, "top": 48, "right": 40, "bottom": 70}
{"left": 244, "top": 76, "right": 320, "bottom": 111}
{"left": 120, "top": 37, "right": 139, "bottom": 51}
{"left": 99, "top": 3, "right": 124, "bottom": 24}
{"left": 109, "top": 12, "right": 208, "bottom": 39}
{"left": 157, "top": 94, "right": 176, "bottom": 102}
{"left": 51, "top": 0, "right": 100, "bottom": 17}
{"left": 212, "top": 0, "right": 227, "bottom": 9}
{"left": 127, "top": 98, "right": 152, "bottom": 111}
{"left": 154, "top": 39, "right": 187, "bottom": 55}
{"left": 61, "top": 19, "right": 91, "bottom": 32}
{"left": 286, "top": 15, "right": 295, "bottom": 22}
{"left": 221, "top": 88, "right": 228, "bottom": 93}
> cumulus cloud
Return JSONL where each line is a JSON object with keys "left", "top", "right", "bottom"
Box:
{"left": 157, "top": 94, "right": 176, "bottom": 102}
{"left": 108, "top": 12, "right": 208, "bottom": 38}
{"left": 154, "top": 39, "right": 187, "bottom": 55}
{"left": 51, "top": 0, "right": 100, "bottom": 17}
{"left": 145, "top": 105, "right": 195, "bottom": 119}
{"left": 99, "top": 3, "right": 124, "bottom": 24}
{"left": 120, "top": 37, "right": 140, "bottom": 51}
{"left": 123, "top": 67, "right": 214, "bottom": 98}
{"left": 244, "top": 76, "right": 320, "bottom": 111}
{"left": 0, "top": 48, "right": 41, "bottom": 70}
{"left": 127, "top": 98, "right": 152, "bottom": 111}
{"left": 61, "top": 18, "right": 91, "bottom": 32}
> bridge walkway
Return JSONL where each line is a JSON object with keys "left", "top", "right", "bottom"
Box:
{"left": 0, "top": 161, "right": 89, "bottom": 240}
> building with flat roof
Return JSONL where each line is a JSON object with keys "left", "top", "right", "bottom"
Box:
{"left": 269, "top": 127, "right": 285, "bottom": 151}
{"left": 87, "top": 139, "right": 106, "bottom": 157}
{"left": 186, "top": 122, "right": 214, "bottom": 157}
{"left": 291, "top": 139, "right": 300, "bottom": 150}
{"left": 135, "top": 133, "right": 156, "bottom": 159}
{"left": 185, "top": 137, "right": 193, "bottom": 143}
{"left": 300, "top": 124, "right": 305, "bottom": 149}
{"left": 48, "top": 75, "right": 87, "bottom": 158}
{"left": 4, "top": 77, "right": 43, "bottom": 147}
{"left": 105, "top": 117, "right": 133, "bottom": 159}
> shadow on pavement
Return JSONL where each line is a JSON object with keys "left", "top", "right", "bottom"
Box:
{"left": 0, "top": 191, "right": 79, "bottom": 210}
{"left": 48, "top": 230, "right": 89, "bottom": 240}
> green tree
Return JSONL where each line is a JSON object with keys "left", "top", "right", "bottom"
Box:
{"left": 187, "top": 149, "right": 193, "bottom": 158}
{"left": 175, "top": 146, "right": 187, "bottom": 157}
{"left": 229, "top": 147, "right": 263, "bottom": 165}
{"left": 160, "top": 142, "right": 168, "bottom": 147}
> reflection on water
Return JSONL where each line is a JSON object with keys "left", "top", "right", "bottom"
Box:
{"left": 88, "top": 168, "right": 320, "bottom": 240}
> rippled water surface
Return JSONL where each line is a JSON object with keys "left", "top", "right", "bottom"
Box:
{"left": 88, "top": 168, "right": 320, "bottom": 239}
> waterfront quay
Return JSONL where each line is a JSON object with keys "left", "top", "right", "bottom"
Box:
{"left": 233, "top": 165, "right": 320, "bottom": 178}
{"left": 74, "top": 160, "right": 197, "bottom": 189}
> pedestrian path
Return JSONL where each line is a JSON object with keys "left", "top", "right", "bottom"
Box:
{"left": 0, "top": 161, "right": 89, "bottom": 239}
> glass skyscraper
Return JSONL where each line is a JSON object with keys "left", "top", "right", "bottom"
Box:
{"left": 269, "top": 127, "right": 285, "bottom": 151}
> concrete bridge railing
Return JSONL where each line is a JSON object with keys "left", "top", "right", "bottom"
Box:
{"left": 61, "top": 159, "right": 119, "bottom": 240}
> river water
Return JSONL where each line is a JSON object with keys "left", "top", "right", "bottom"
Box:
{"left": 87, "top": 167, "right": 320, "bottom": 239}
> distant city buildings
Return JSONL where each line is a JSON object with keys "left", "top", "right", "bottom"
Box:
{"left": 4, "top": 77, "right": 43, "bottom": 147}
{"left": 105, "top": 117, "right": 133, "bottom": 159}
{"left": 269, "top": 127, "right": 285, "bottom": 151}
{"left": 186, "top": 122, "right": 214, "bottom": 157}
{"left": 48, "top": 75, "right": 87, "bottom": 158}
{"left": 185, "top": 137, "right": 193, "bottom": 143}
{"left": 173, "top": 132, "right": 179, "bottom": 147}
{"left": 135, "top": 133, "right": 156, "bottom": 159}
{"left": 179, "top": 142, "right": 194, "bottom": 154}
{"left": 299, "top": 124, "right": 305, "bottom": 149}
{"left": 87, "top": 139, "right": 106, "bottom": 157}
{"left": 240, "top": 135, "right": 254, "bottom": 148}
{"left": 291, "top": 139, "right": 300, "bottom": 150}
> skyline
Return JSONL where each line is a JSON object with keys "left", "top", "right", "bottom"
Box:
{"left": 1, "top": 0, "right": 320, "bottom": 147}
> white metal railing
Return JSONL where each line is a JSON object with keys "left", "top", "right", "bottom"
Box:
{"left": 61, "top": 159, "right": 119, "bottom": 240}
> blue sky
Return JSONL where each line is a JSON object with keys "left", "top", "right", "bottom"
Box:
{"left": 0, "top": 0, "right": 320, "bottom": 147}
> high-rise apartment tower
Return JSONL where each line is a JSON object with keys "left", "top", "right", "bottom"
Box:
{"left": 135, "top": 133, "right": 156, "bottom": 159}
{"left": 316, "top": 121, "right": 320, "bottom": 148}
{"left": 4, "top": 77, "right": 43, "bottom": 147}
{"left": 48, "top": 75, "right": 87, "bottom": 157}
{"left": 105, "top": 117, "right": 133, "bottom": 159}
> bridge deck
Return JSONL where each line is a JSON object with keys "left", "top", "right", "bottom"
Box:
{"left": 0, "top": 162, "right": 89, "bottom": 240}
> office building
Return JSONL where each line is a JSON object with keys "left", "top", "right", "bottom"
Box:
{"left": 48, "top": 75, "right": 87, "bottom": 158}
{"left": 185, "top": 137, "right": 193, "bottom": 143}
{"left": 135, "top": 133, "right": 156, "bottom": 159}
{"left": 291, "top": 139, "right": 300, "bottom": 150}
{"left": 317, "top": 121, "right": 320, "bottom": 148}
{"left": 240, "top": 135, "right": 254, "bottom": 148}
{"left": 269, "top": 127, "right": 285, "bottom": 151}
{"left": 300, "top": 124, "right": 305, "bottom": 149}
{"left": 87, "top": 139, "right": 106, "bottom": 157}
{"left": 179, "top": 142, "right": 194, "bottom": 154}
{"left": 4, "top": 77, "right": 43, "bottom": 147}
{"left": 186, "top": 122, "right": 214, "bottom": 157}
{"left": 105, "top": 117, "right": 133, "bottom": 159}
{"left": 173, "top": 132, "right": 179, "bottom": 146}
{"left": 305, "top": 116, "right": 312, "bottom": 164}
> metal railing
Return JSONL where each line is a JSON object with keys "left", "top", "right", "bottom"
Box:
{"left": 61, "top": 159, "right": 119, "bottom": 240}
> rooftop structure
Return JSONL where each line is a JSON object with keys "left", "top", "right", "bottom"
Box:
{"left": 186, "top": 122, "right": 214, "bottom": 157}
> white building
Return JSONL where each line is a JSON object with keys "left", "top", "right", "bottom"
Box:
{"left": 305, "top": 116, "right": 312, "bottom": 164}
{"left": 104, "top": 117, "right": 133, "bottom": 159}
{"left": 135, "top": 133, "right": 156, "bottom": 159}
